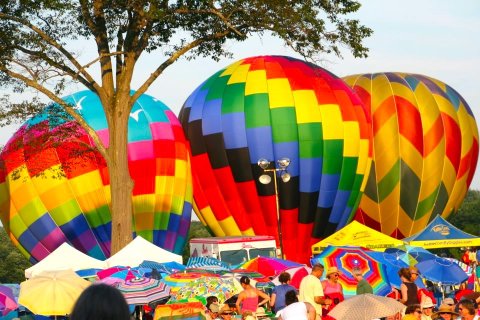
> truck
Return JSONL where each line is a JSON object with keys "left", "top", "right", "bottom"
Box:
{"left": 189, "top": 235, "right": 277, "bottom": 266}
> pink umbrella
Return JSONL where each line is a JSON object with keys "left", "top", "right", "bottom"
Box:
{"left": 0, "top": 285, "right": 18, "bottom": 316}
{"left": 97, "top": 267, "right": 141, "bottom": 281}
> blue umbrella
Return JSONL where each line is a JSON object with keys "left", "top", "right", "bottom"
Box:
{"left": 415, "top": 257, "right": 468, "bottom": 285}
{"left": 364, "top": 251, "right": 425, "bottom": 289}
{"left": 385, "top": 245, "right": 436, "bottom": 264}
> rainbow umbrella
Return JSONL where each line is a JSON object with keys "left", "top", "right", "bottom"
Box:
{"left": 117, "top": 277, "right": 171, "bottom": 305}
{"left": 311, "top": 245, "right": 391, "bottom": 297}
{"left": 0, "top": 285, "right": 18, "bottom": 316}
{"left": 161, "top": 272, "right": 216, "bottom": 293}
{"left": 240, "top": 257, "right": 303, "bottom": 277}
{"left": 170, "top": 276, "right": 242, "bottom": 304}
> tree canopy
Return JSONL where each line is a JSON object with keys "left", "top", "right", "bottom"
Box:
{"left": 0, "top": 0, "right": 372, "bottom": 255}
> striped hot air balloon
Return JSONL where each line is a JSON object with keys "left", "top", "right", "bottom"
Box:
{"left": 179, "top": 55, "right": 372, "bottom": 263}
{"left": 0, "top": 90, "right": 193, "bottom": 263}
{"left": 343, "top": 73, "right": 479, "bottom": 238}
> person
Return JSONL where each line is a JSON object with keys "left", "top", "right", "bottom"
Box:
{"left": 403, "top": 304, "right": 422, "bottom": 320}
{"left": 206, "top": 296, "right": 220, "bottom": 320}
{"left": 456, "top": 299, "right": 479, "bottom": 320}
{"left": 321, "top": 266, "right": 344, "bottom": 310}
{"left": 70, "top": 283, "right": 130, "bottom": 320}
{"left": 421, "top": 298, "right": 435, "bottom": 320}
{"left": 299, "top": 263, "right": 331, "bottom": 320}
{"left": 410, "top": 266, "right": 429, "bottom": 305}
{"left": 463, "top": 250, "right": 471, "bottom": 266}
{"left": 399, "top": 267, "right": 419, "bottom": 306}
{"left": 270, "top": 272, "right": 297, "bottom": 313}
{"left": 236, "top": 276, "right": 270, "bottom": 315}
{"left": 276, "top": 290, "right": 316, "bottom": 320}
{"left": 443, "top": 298, "right": 455, "bottom": 307}
{"left": 431, "top": 304, "right": 458, "bottom": 320}
{"left": 354, "top": 268, "right": 373, "bottom": 295}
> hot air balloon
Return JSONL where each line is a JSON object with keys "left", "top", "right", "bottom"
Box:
{"left": 343, "top": 73, "right": 479, "bottom": 238}
{"left": 179, "top": 55, "right": 372, "bottom": 263}
{"left": 0, "top": 90, "right": 193, "bottom": 263}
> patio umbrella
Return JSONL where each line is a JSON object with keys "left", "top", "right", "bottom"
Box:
{"left": 240, "top": 257, "right": 303, "bottom": 277}
{"left": 385, "top": 245, "right": 436, "bottom": 265}
{"left": 170, "top": 276, "right": 242, "bottom": 304}
{"left": 154, "top": 301, "right": 206, "bottom": 320}
{"left": 311, "top": 246, "right": 391, "bottom": 297}
{"left": 328, "top": 293, "right": 405, "bottom": 320}
{"left": 186, "top": 257, "right": 231, "bottom": 272}
{"left": 162, "top": 272, "right": 214, "bottom": 292}
{"left": 19, "top": 270, "right": 91, "bottom": 316}
{"left": 271, "top": 266, "right": 312, "bottom": 289}
{"left": 97, "top": 267, "right": 142, "bottom": 281}
{"left": 117, "top": 277, "right": 171, "bottom": 305}
{"left": 415, "top": 257, "right": 468, "bottom": 285}
{"left": 0, "top": 285, "right": 18, "bottom": 316}
{"left": 139, "top": 260, "right": 185, "bottom": 274}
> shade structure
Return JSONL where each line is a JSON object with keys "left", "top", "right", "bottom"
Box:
{"left": 328, "top": 293, "right": 405, "bottom": 320}
{"left": 311, "top": 246, "right": 391, "bottom": 297}
{"left": 311, "top": 221, "right": 405, "bottom": 255}
{"left": 117, "top": 277, "right": 170, "bottom": 305}
{"left": 170, "top": 276, "right": 242, "bottom": 304}
{"left": 186, "top": 257, "right": 231, "bottom": 272}
{"left": 19, "top": 270, "right": 91, "bottom": 316}
{"left": 415, "top": 257, "right": 468, "bottom": 285}
{"left": 240, "top": 257, "right": 303, "bottom": 277}
{"left": 271, "top": 266, "right": 311, "bottom": 289}
{"left": 0, "top": 285, "right": 18, "bottom": 316}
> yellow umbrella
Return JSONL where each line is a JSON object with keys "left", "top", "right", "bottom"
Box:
{"left": 19, "top": 269, "right": 91, "bottom": 316}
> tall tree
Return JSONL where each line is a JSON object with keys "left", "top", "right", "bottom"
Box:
{"left": 0, "top": 0, "right": 372, "bottom": 254}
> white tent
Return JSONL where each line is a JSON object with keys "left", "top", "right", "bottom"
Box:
{"left": 105, "top": 235, "right": 183, "bottom": 267}
{"left": 25, "top": 242, "right": 107, "bottom": 278}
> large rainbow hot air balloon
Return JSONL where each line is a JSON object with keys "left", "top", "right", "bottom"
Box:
{"left": 0, "top": 90, "right": 193, "bottom": 263}
{"left": 179, "top": 55, "right": 372, "bottom": 263}
{"left": 343, "top": 73, "right": 479, "bottom": 238}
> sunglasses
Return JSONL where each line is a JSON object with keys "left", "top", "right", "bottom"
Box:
{"left": 440, "top": 312, "right": 451, "bottom": 315}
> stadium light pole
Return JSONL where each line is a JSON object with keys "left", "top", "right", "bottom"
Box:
{"left": 257, "top": 158, "right": 291, "bottom": 259}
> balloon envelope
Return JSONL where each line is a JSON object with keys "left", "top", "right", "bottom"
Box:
{"left": 0, "top": 90, "right": 192, "bottom": 263}
{"left": 343, "top": 73, "right": 479, "bottom": 238}
{"left": 179, "top": 55, "right": 372, "bottom": 263}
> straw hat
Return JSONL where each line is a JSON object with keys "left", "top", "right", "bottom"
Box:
{"left": 422, "top": 297, "right": 435, "bottom": 309}
{"left": 255, "top": 307, "right": 268, "bottom": 318}
{"left": 432, "top": 304, "right": 459, "bottom": 318}
{"left": 326, "top": 266, "right": 340, "bottom": 277}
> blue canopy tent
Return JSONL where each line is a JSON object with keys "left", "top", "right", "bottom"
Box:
{"left": 403, "top": 215, "right": 480, "bottom": 249}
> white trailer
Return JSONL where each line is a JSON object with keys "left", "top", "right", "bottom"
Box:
{"left": 189, "top": 235, "right": 277, "bottom": 266}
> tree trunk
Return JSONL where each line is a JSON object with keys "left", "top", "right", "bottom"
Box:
{"left": 107, "top": 98, "right": 134, "bottom": 255}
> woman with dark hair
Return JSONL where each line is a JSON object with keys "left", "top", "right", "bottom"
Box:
{"left": 236, "top": 276, "right": 270, "bottom": 315}
{"left": 275, "top": 290, "right": 315, "bottom": 320}
{"left": 270, "top": 272, "right": 297, "bottom": 313}
{"left": 70, "top": 283, "right": 130, "bottom": 320}
{"left": 398, "top": 267, "right": 419, "bottom": 306}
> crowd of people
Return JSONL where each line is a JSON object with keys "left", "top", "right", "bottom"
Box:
{"left": 34, "top": 254, "right": 480, "bottom": 320}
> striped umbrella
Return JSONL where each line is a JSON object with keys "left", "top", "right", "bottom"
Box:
{"left": 117, "top": 277, "right": 171, "bottom": 305}
{"left": 0, "top": 285, "right": 18, "bottom": 316}
{"left": 311, "top": 246, "right": 391, "bottom": 297}
{"left": 240, "top": 257, "right": 303, "bottom": 277}
{"left": 186, "top": 257, "right": 231, "bottom": 272}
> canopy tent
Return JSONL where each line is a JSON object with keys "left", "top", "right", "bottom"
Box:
{"left": 403, "top": 215, "right": 480, "bottom": 249}
{"left": 25, "top": 242, "right": 107, "bottom": 278}
{"left": 311, "top": 220, "right": 404, "bottom": 255}
{"left": 106, "top": 236, "right": 183, "bottom": 267}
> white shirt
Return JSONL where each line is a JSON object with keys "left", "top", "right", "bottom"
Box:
{"left": 276, "top": 302, "right": 308, "bottom": 320}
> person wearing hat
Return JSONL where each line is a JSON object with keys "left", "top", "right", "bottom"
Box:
{"left": 421, "top": 297, "right": 435, "bottom": 320}
{"left": 321, "top": 266, "right": 344, "bottom": 311}
{"left": 442, "top": 298, "right": 455, "bottom": 307}
{"left": 431, "top": 304, "right": 458, "bottom": 320}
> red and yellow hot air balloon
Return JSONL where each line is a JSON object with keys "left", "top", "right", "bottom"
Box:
{"left": 343, "top": 73, "right": 478, "bottom": 238}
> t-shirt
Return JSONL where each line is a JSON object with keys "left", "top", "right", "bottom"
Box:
{"left": 299, "top": 274, "right": 324, "bottom": 315}
{"left": 276, "top": 302, "right": 308, "bottom": 320}
{"left": 272, "top": 284, "right": 297, "bottom": 312}
{"left": 356, "top": 279, "right": 373, "bottom": 295}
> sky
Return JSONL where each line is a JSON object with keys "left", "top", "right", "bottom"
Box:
{"left": 1, "top": 0, "right": 480, "bottom": 188}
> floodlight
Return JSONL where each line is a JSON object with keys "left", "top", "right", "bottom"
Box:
{"left": 258, "top": 158, "right": 270, "bottom": 169}
{"left": 259, "top": 174, "right": 272, "bottom": 184}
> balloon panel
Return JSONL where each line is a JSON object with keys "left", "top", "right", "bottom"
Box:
{"left": 0, "top": 90, "right": 192, "bottom": 263}
{"left": 343, "top": 73, "right": 479, "bottom": 238}
{"left": 180, "top": 56, "right": 372, "bottom": 263}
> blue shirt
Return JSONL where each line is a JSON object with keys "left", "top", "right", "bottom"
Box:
{"left": 272, "top": 284, "right": 297, "bottom": 312}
